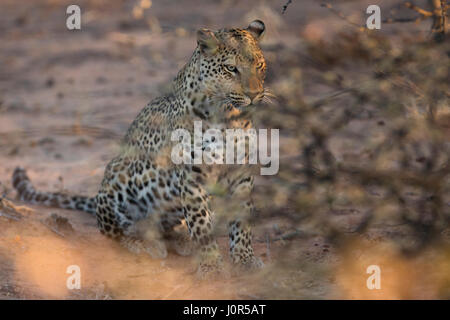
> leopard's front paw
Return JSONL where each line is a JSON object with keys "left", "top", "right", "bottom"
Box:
{"left": 244, "top": 255, "right": 264, "bottom": 269}
{"left": 231, "top": 254, "right": 264, "bottom": 273}
{"left": 143, "top": 239, "right": 168, "bottom": 259}
{"left": 196, "top": 252, "right": 229, "bottom": 280}
{"left": 172, "top": 240, "right": 196, "bottom": 257}
{"left": 167, "top": 231, "right": 196, "bottom": 257}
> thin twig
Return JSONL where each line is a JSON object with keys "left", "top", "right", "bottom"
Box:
{"left": 382, "top": 1, "right": 432, "bottom": 24}
{"left": 310, "top": 88, "right": 355, "bottom": 109}
{"left": 282, "top": 0, "right": 292, "bottom": 15}
{"left": 162, "top": 285, "right": 183, "bottom": 300}
{"left": 382, "top": 16, "right": 427, "bottom": 24}
{"left": 320, "top": 2, "right": 365, "bottom": 29}
{"left": 0, "top": 198, "right": 24, "bottom": 220}
{"left": 265, "top": 233, "right": 271, "bottom": 261}
{"left": 40, "top": 220, "right": 66, "bottom": 238}
{"left": 0, "top": 211, "right": 21, "bottom": 221}
{"left": 405, "top": 2, "right": 433, "bottom": 17}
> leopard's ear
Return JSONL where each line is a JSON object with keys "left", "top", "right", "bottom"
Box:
{"left": 246, "top": 20, "right": 265, "bottom": 41}
{"left": 197, "top": 28, "right": 219, "bottom": 55}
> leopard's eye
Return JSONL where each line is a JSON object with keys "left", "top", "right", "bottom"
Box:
{"left": 224, "top": 64, "right": 238, "bottom": 73}
{"left": 256, "top": 62, "right": 264, "bottom": 69}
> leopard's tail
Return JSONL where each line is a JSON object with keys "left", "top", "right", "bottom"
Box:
{"left": 12, "top": 167, "right": 96, "bottom": 215}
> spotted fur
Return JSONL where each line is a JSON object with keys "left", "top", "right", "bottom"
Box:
{"left": 12, "top": 20, "right": 269, "bottom": 276}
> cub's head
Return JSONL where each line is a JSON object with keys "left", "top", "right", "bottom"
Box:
{"left": 196, "top": 20, "right": 267, "bottom": 108}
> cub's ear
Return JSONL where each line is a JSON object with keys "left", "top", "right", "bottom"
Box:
{"left": 246, "top": 20, "right": 265, "bottom": 41}
{"left": 197, "top": 28, "right": 219, "bottom": 55}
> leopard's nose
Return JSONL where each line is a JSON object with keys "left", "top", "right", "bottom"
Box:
{"left": 246, "top": 91, "right": 261, "bottom": 102}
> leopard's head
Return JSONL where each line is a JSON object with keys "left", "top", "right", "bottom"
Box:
{"left": 196, "top": 20, "right": 269, "bottom": 108}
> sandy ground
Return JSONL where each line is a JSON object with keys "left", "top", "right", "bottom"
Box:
{"left": 0, "top": 0, "right": 448, "bottom": 299}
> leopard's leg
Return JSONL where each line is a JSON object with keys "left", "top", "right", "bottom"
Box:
{"left": 180, "top": 171, "right": 223, "bottom": 277}
{"left": 227, "top": 174, "right": 264, "bottom": 270}
{"left": 164, "top": 223, "right": 196, "bottom": 257}
{"left": 228, "top": 219, "right": 263, "bottom": 269}
{"left": 158, "top": 208, "right": 196, "bottom": 257}
{"left": 95, "top": 183, "right": 167, "bottom": 259}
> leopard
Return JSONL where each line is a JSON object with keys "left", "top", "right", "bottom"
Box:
{"left": 12, "top": 20, "right": 271, "bottom": 277}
